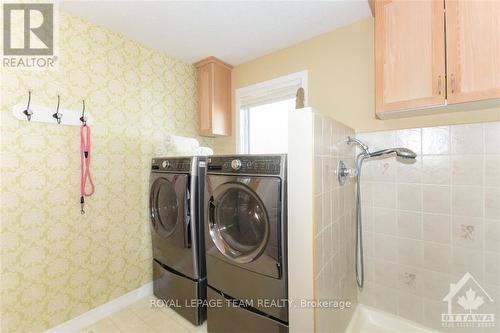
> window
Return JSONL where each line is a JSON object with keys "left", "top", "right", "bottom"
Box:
{"left": 236, "top": 71, "right": 308, "bottom": 154}
{"left": 243, "top": 99, "right": 294, "bottom": 154}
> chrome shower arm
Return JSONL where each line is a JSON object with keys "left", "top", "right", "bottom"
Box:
{"left": 346, "top": 136, "right": 370, "bottom": 155}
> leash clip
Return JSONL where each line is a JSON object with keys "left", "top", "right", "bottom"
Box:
{"left": 80, "top": 196, "right": 85, "bottom": 215}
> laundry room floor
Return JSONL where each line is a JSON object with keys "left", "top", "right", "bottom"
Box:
{"left": 82, "top": 297, "right": 207, "bottom": 333}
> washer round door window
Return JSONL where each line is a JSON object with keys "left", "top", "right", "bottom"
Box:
{"left": 209, "top": 183, "right": 269, "bottom": 263}
{"left": 150, "top": 178, "right": 179, "bottom": 238}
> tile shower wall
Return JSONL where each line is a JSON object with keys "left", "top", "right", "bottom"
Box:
{"left": 356, "top": 122, "right": 500, "bottom": 331}
{"left": 1, "top": 10, "right": 211, "bottom": 332}
{"left": 313, "top": 113, "right": 357, "bottom": 332}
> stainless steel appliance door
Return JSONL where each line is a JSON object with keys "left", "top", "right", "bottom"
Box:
{"left": 205, "top": 175, "right": 283, "bottom": 279}
{"left": 150, "top": 173, "right": 198, "bottom": 279}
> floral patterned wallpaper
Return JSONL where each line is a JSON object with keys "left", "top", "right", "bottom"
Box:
{"left": 1, "top": 10, "right": 211, "bottom": 332}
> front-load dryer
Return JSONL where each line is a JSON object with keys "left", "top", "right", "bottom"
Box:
{"left": 204, "top": 155, "right": 288, "bottom": 332}
{"left": 150, "top": 156, "right": 206, "bottom": 325}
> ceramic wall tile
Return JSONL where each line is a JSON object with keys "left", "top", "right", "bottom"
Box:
{"left": 484, "top": 251, "right": 500, "bottom": 285}
{"left": 373, "top": 207, "right": 398, "bottom": 236}
{"left": 396, "top": 128, "right": 422, "bottom": 155}
{"left": 374, "top": 234, "right": 398, "bottom": 262}
{"left": 422, "top": 185, "right": 451, "bottom": 214}
{"left": 451, "top": 246, "right": 484, "bottom": 279}
{"left": 485, "top": 221, "right": 500, "bottom": 253}
{"left": 398, "top": 238, "right": 424, "bottom": 267}
{"left": 422, "top": 155, "right": 450, "bottom": 185}
{"left": 451, "top": 216, "right": 483, "bottom": 250}
{"left": 397, "top": 157, "right": 422, "bottom": 184}
{"left": 451, "top": 186, "right": 483, "bottom": 217}
{"left": 357, "top": 122, "right": 500, "bottom": 330}
{"left": 372, "top": 183, "right": 397, "bottom": 208}
{"left": 484, "top": 122, "right": 500, "bottom": 154}
{"left": 484, "top": 154, "right": 500, "bottom": 187}
{"left": 397, "top": 184, "right": 422, "bottom": 211}
{"left": 397, "top": 210, "right": 422, "bottom": 239}
{"left": 312, "top": 112, "right": 356, "bottom": 332}
{"left": 398, "top": 292, "right": 424, "bottom": 323}
{"left": 451, "top": 155, "right": 483, "bottom": 186}
{"left": 422, "top": 213, "right": 451, "bottom": 244}
{"left": 422, "top": 126, "right": 449, "bottom": 155}
{"left": 423, "top": 242, "right": 452, "bottom": 273}
{"left": 451, "top": 123, "right": 485, "bottom": 155}
{"left": 485, "top": 187, "right": 500, "bottom": 219}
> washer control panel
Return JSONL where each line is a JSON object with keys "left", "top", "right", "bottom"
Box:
{"left": 207, "top": 155, "right": 285, "bottom": 175}
{"left": 152, "top": 157, "right": 191, "bottom": 172}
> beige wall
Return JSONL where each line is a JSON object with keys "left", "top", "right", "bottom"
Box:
{"left": 214, "top": 17, "right": 500, "bottom": 153}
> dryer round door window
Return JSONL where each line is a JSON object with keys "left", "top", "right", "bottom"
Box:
{"left": 150, "top": 178, "right": 178, "bottom": 237}
{"left": 209, "top": 183, "right": 269, "bottom": 263}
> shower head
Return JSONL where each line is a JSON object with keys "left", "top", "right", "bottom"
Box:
{"left": 345, "top": 136, "right": 417, "bottom": 163}
{"left": 368, "top": 148, "right": 417, "bottom": 160}
{"left": 395, "top": 148, "right": 417, "bottom": 159}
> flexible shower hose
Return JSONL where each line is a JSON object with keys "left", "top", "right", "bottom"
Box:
{"left": 355, "top": 156, "right": 364, "bottom": 289}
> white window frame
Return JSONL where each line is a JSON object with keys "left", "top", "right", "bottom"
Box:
{"left": 234, "top": 70, "right": 308, "bottom": 154}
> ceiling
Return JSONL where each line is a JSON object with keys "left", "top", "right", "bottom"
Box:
{"left": 60, "top": 1, "right": 371, "bottom": 66}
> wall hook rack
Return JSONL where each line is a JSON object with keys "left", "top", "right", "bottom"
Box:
{"left": 79, "top": 100, "right": 87, "bottom": 125}
{"left": 22, "top": 91, "right": 33, "bottom": 121}
{"left": 52, "top": 95, "right": 63, "bottom": 124}
{"left": 12, "top": 91, "right": 92, "bottom": 126}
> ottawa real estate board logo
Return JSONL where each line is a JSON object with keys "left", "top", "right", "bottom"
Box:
{"left": 3, "top": 2, "right": 57, "bottom": 68}
{"left": 442, "top": 272, "right": 495, "bottom": 329}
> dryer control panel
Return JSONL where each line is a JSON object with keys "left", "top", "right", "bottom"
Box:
{"left": 207, "top": 155, "right": 285, "bottom": 176}
{"left": 151, "top": 157, "right": 191, "bottom": 172}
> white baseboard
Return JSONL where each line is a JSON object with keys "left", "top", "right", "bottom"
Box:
{"left": 45, "top": 282, "right": 153, "bottom": 333}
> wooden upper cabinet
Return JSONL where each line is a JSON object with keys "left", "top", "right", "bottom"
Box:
{"left": 445, "top": 0, "right": 500, "bottom": 104}
{"left": 375, "top": 0, "right": 446, "bottom": 115}
{"left": 194, "top": 57, "right": 232, "bottom": 137}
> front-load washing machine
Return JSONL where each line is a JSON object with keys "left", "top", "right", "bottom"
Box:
{"left": 150, "top": 156, "right": 206, "bottom": 325}
{"left": 204, "top": 155, "right": 288, "bottom": 332}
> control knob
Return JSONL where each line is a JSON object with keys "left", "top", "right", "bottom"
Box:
{"left": 231, "top": 159, "right": 242, "bottom": 170}
{"left": 162, "top": 160, "right": 171, "bottom": 168}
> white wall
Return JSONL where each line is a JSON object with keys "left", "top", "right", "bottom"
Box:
{"left": 288, "top": 108, "right": 315, "bottom": 332}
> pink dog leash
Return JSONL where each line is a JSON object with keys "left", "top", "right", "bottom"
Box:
{"left": 80, "top": 123, "right": 94, "bottom": 214}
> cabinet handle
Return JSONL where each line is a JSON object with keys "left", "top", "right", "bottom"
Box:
{"left": 450, "top": 74, "right": 455, "bottom": 94}
{"left": 438, "top": 76, "right": 442, "bottom": 95}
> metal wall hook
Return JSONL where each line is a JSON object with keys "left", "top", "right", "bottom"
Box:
{"left": 79, "top": 100, "right": 87, "bottom": 126}
{"left": 22, "top": 91, "right": 33, "bottom": 121}
{"left": 52, "top": 95, "right": 63, "bottom": 124}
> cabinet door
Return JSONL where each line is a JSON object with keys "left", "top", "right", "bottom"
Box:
{"left": 446, "top": 0, "right": 500, "bottom": 104}
{"left": 212, "top": 63, "right": 231, "bottom": 136}
{"left": 196, "top": 57, "right": 232, "bottom": 137}
{"left": 198, "top": 63, "right": 213, "bottom": 136}
{"left": 375, "top": 0, "right": 446, "bottom": 114}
